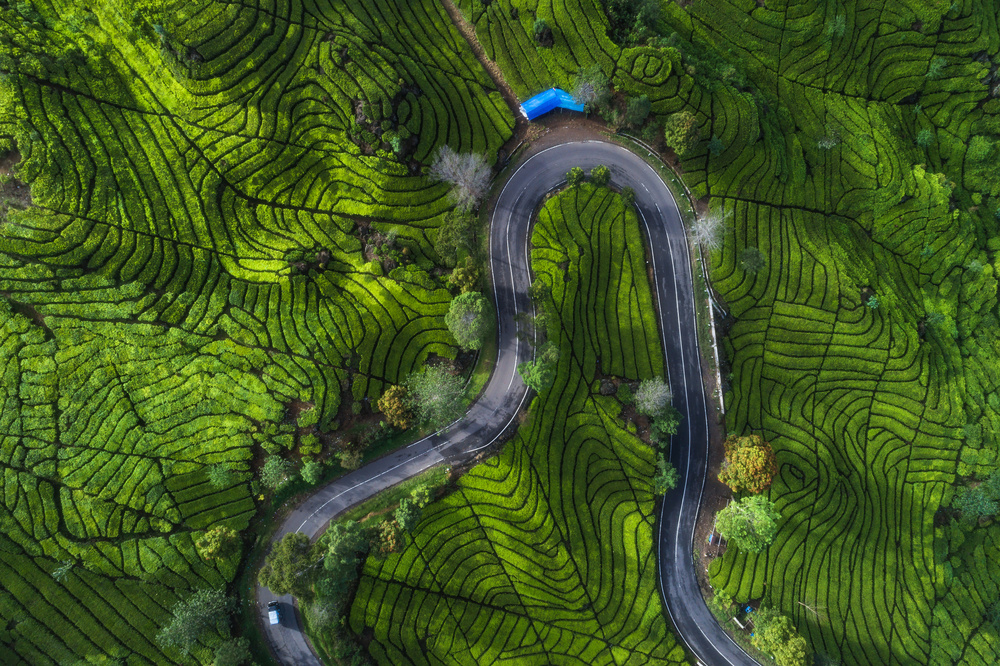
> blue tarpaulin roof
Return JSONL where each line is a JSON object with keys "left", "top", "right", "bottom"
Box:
{"left": 519, "top": 88, "right": 585, "bottom": 120}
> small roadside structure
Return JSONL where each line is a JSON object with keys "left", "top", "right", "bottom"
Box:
{"left": 519, "top": 88, "right": 585, "bottom": 120}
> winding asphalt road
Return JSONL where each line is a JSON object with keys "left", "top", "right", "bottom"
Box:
{"left": 256, "top": 139, "right": 760, "bottom": 666}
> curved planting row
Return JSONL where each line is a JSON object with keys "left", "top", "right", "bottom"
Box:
{"left": 458, "top": 0, "right": 1000, "bottom": 663}
{"left": 348, "top": 185, "right": 683, "bottom": 665}
{"left": 0, "top": 0, "right": 514, "bottom": 662}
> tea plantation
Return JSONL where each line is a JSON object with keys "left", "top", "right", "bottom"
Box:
{"left": 0, "top": 0, "right": 513, "bottom": 662}
{"left": 348, "top": 185, "right": 685, "bottom": 665}
{"left": 463, "top": 0, "right": 1000, "bottom": 664}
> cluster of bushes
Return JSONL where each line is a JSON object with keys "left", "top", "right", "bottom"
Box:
{"left": 349, "top": 183, "right": 687, "bottom": 664}
{"left": 0, "top": 0, "right": 522, "bottom": 659}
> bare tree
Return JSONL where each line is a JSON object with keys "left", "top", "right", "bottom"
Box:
{"left": 635, "top": 377, "right": 672, "bottom": 417}
{"left": 572, "top": 65, "right": 610, "bottom": 112}
{"left": 429, "top": 146, "right": 492, "bottom": 212}
{"left": 692, "top": 211, "right": 728, "bottom": 252}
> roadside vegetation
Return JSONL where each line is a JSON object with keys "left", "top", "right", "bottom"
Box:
{"left": 457, "top": 0, "right": 1000, "bottom": 664}
{"left": 0, "top": 0, "right": 511, "bottom": 662}
{"left": 346, "top": 184, "right": 686, "bottom": 664}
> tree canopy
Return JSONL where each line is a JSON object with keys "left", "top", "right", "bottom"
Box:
{"left": 434, "top": 210, "right": 476, "bottom": 268}
{"left": 429, "top": 146, "right": 491, "bottom": 212}
{"left": 517, "top": 341, "right": 559, "bottom": 392}
{"left": 377, "top": 384, "right": 413, "bottom": 430}
{"left": 301, "top": 458, "right": 324, "bottom": 485}
{"left": 718, "top": 434, "right": 778, "bottom": 494}
{"left": 715, "top": 495, "right": 781, "bottom": 553}
{"left": 445, "top": 291, "right": 494, "bottom": 351}
{"left": 195, "top": 525, "right": 239, "bottom": 561}
{"left": 395, "top": 498, "right": 423, "bottom": 533}
{"left": 260, "top": 455, "right": 295, "bottom": 490}
{"left": 751, "top": 608, "right": 811, "bottom": 666}
{"left": 634, "top": 377, "right": 672, "bottom": 417}
{"left": 406, "top": 366, "right": 466, "bottom": 430}
{"left": 653, "top": 454, "right": 680, "bottom": 495}
{"left": 214, "top": 637, "right": 251, "bottom": 666}
{"left": 258, "top": 532, "right": 320, "bottom": 600}
{"left": 155, "top": 588, "right": 232, "bottom": 655}
{"left": 572, "top": 65, "right": 611, "bottom": 112}
{"left": 663, "top": 111, "right": 700, "bottom": 157}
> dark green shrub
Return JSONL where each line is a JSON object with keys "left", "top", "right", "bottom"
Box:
{"left": 590, "top": 164, "right": 611, "bottom": 186}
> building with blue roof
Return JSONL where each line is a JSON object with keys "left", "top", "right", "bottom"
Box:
{"left": 519, "top": 88, "right": 585, "bottom": 120}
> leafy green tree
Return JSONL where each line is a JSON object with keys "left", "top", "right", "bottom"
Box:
{"left": 635, "top": 377, "right": 671, "bottom": 417}
{"left": 445, "top": 291, "right": 494, "bottom": 351}
{"left": 195, "top": 525, "right": 239, "bottom": 560}
{"left": 572, "top": 65, "right": 610, "bottom": 112}
{"left": 649, "top": 405, "right": 682, "bottom": 444}
{"left": 155, "top": 588, "right": 232, "bottom": 655}
{"left": 624, "top": 95, "right": 651, "bottom": 126}
{"left": 605, "top": 0, "right": 661, "bottom": 46}
{"left": 207, "top": 464, "right": 235, "bottom": 489}
{"left": 326, "top": 520, "right": 368, "bottom": 566}
{"left": 301, "top": 458, "right": 324, "bottom": 485}
{"left": 448, "top": 257, "right": 481, "bottom": 293}
{"left": 434, "top": 210, "right": 476, "bottom": 267}
{"left": 865, "top": 295, "right": 880, "bottom": 309}
{"left": 377, "top": 384, "right": 413, "bottom": 430}
{"left": 916, "top": 129, "right": 935, "bottom": 148}
{"left": 406, "top": 366, "right": 466, "bottom": 429}
{"left": 336, "top": 445, "right": 364, "bottom": 470}
{"left": 214, "top": 637, "right": 251, "bottom": 666}
{"left": 566, "top": 166, "right": 585, "bottom": 187}
{"left": 518, "top": 341, "right": 559, "bottom": 392}
{"left": 718, "top": 434, "right": 778, "bottom": 494}
{"left": 663, "top": 111, "right": 700, "bottom": 157}
{"left": 258, "top": 532, "right": 320, "bottom": 600}
{"left": 528, "top": 277, "right": 552, "bottom": 304}
{"left": 322, "top": 520, "right": 369, "bottom": 597}
{"left": 751, "top": 608, "right": 811, "bottom": 666}
{"left": 260, "top": 455, "right": 295, "bottom": 490}
{"left": 716, "top": 495, "right": 781, "bottom": 553}
{"left": 968, "top": 135, "right": 994, "bottom": 162}
{"left": 395, "top": 498, "right": 423, "bottom": 533}
{"left": 739, "top": 247, "right": 766, "bottom": 274}
{"left": 410, "top": 484, "right": 432, "bottom": 508}
{"left": 653, "top": 454, "right": 680, "bottom": 494}
{"left": 590, "top": 164, "right": 611, "bottom": 186}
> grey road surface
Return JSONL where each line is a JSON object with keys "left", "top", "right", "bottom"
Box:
{"left": 257, "top": 140, "right": 760, "bottom": 666}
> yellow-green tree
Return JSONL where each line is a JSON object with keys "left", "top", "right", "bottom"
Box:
{"left": 718, "top": 434, "right": 778, "bottom": 493}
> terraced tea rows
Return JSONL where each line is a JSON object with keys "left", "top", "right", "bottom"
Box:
{"left": 465, "top": 0, "right": 1000, "bottom": 664}
{"left": 348, "top": 185, "right": 684, "bottom": 665}
{"left": 0, "top": 0, "right": 513, "bottom": 662}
